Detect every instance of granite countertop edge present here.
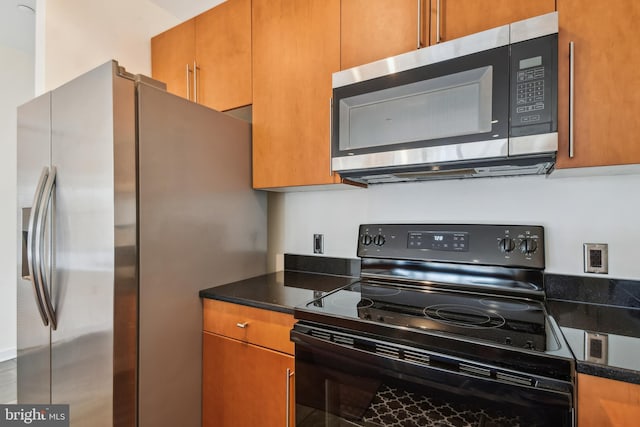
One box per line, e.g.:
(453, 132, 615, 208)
(576, 361, 640, 385)
(199, 287, 294, 315)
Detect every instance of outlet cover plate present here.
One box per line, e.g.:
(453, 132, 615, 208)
(313, 234, 324, 254)
(583, 243, 608, 274)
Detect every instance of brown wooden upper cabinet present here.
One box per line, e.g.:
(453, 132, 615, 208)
(341, 1, 555, 71)
(340, 0, 426, 70)
(252, 0, 341, 189)
(430, 0, 556, 44)
(151, 0, 251, 112)
(556, 1, 640, 168)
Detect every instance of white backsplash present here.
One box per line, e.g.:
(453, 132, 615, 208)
(269, 171, 640, 280)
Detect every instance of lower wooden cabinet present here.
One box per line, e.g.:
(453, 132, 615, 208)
(202, 299, 296, 426)
(202, 332, 294, 427)
(577, 373, 640, 427)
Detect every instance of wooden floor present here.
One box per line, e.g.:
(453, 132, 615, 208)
(0, 358, 17, 403)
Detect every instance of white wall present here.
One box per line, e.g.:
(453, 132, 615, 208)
(0, 44, 34, 361)
(35, 0, 180, 93)
(272, 172, 640, 280)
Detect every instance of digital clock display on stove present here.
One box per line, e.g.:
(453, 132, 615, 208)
(407, 231, 469, 252)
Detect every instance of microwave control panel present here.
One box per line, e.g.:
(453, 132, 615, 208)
(510, 34, 558, 137)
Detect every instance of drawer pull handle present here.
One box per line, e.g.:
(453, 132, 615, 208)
(236, 322, 249, 329)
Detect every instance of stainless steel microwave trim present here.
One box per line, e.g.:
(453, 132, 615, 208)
(511, 12, 559, 44)
(332, 138, 508, 171)
(333, 25, 509, 88)
(343, 162, 554, 184)
(509, 132, 558, 156)
(333, 12, 558, 89)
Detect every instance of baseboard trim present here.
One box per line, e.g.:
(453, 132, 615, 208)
(0, 348, 17, 362)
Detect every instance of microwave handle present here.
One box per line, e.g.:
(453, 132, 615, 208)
(569, 41, 575, 158)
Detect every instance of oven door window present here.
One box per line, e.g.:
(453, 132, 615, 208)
(294, 334, 572, 427)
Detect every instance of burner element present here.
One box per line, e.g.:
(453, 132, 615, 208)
(480, 298, 532, 312)
(352, 283, 402, 297)
(423, 304, 506, 329)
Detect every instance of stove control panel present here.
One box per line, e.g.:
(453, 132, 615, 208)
(358, 224, 545, 269)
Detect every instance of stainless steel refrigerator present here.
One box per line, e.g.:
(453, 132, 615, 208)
(16, 60, 267, 426)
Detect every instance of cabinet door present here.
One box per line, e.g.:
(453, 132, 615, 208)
(556, 1, 640, 168)
(430, 0, 555, 43)
(202, 332, 294, 427)
(577, 374, 640, 427)
(195, 0, 252, 111)
(151, 19, 195, 100)
(341, 0, 422, 70)
(252, 0, 341, 188)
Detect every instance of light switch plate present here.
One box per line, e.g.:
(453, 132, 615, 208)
(584, 243, 608, 274)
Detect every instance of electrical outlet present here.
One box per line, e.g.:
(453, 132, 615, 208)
(583, 243, 608, 274)
(585, 332, 608, 364)
(313, 234, 324, 254)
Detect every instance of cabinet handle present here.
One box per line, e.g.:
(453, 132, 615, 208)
(236, 322, 248, 328)
(569, 41, 575, 158)
(193, 61, 200, 104)
(417, 0, 422, 49)
(186, 64, 192, 101)
(285, 368, 294, 427)
(436, 0, 442, 43)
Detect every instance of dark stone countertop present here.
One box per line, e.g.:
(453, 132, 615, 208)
(545, 274, 640, 384)
(199, 254, 359, 314)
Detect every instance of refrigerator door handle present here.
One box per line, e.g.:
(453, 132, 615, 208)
(27, 167, 50, 327)
(35, 166, 58, 330)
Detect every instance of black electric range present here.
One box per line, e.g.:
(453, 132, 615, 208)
(293, 224, 576, 427)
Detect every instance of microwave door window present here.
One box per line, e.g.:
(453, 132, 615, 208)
(339, 66, 493, 152)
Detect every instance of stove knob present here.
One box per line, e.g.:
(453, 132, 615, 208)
(519, 238, 538, 255)
(373, 235, 386, 246)
(361, 234, 373, 246)
(499, 237, 515, 253)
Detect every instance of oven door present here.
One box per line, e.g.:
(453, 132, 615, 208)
(292, 326, 573, 427)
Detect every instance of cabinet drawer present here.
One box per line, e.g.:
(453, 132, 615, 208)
(203, 299, 295, 355)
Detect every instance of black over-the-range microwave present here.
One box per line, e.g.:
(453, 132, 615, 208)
(331, 13, 558, 184)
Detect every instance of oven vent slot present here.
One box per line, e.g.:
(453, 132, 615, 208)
(310, 330, 332, 341)
(375, 344, 400, 359)
(333, 335, 355, 347)
(496, 372, 533, 386)
(403, 350, 430, 366)
(459, 363, 491, 377)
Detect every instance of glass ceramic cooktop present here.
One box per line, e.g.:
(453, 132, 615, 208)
(303, 281, 547, 351)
